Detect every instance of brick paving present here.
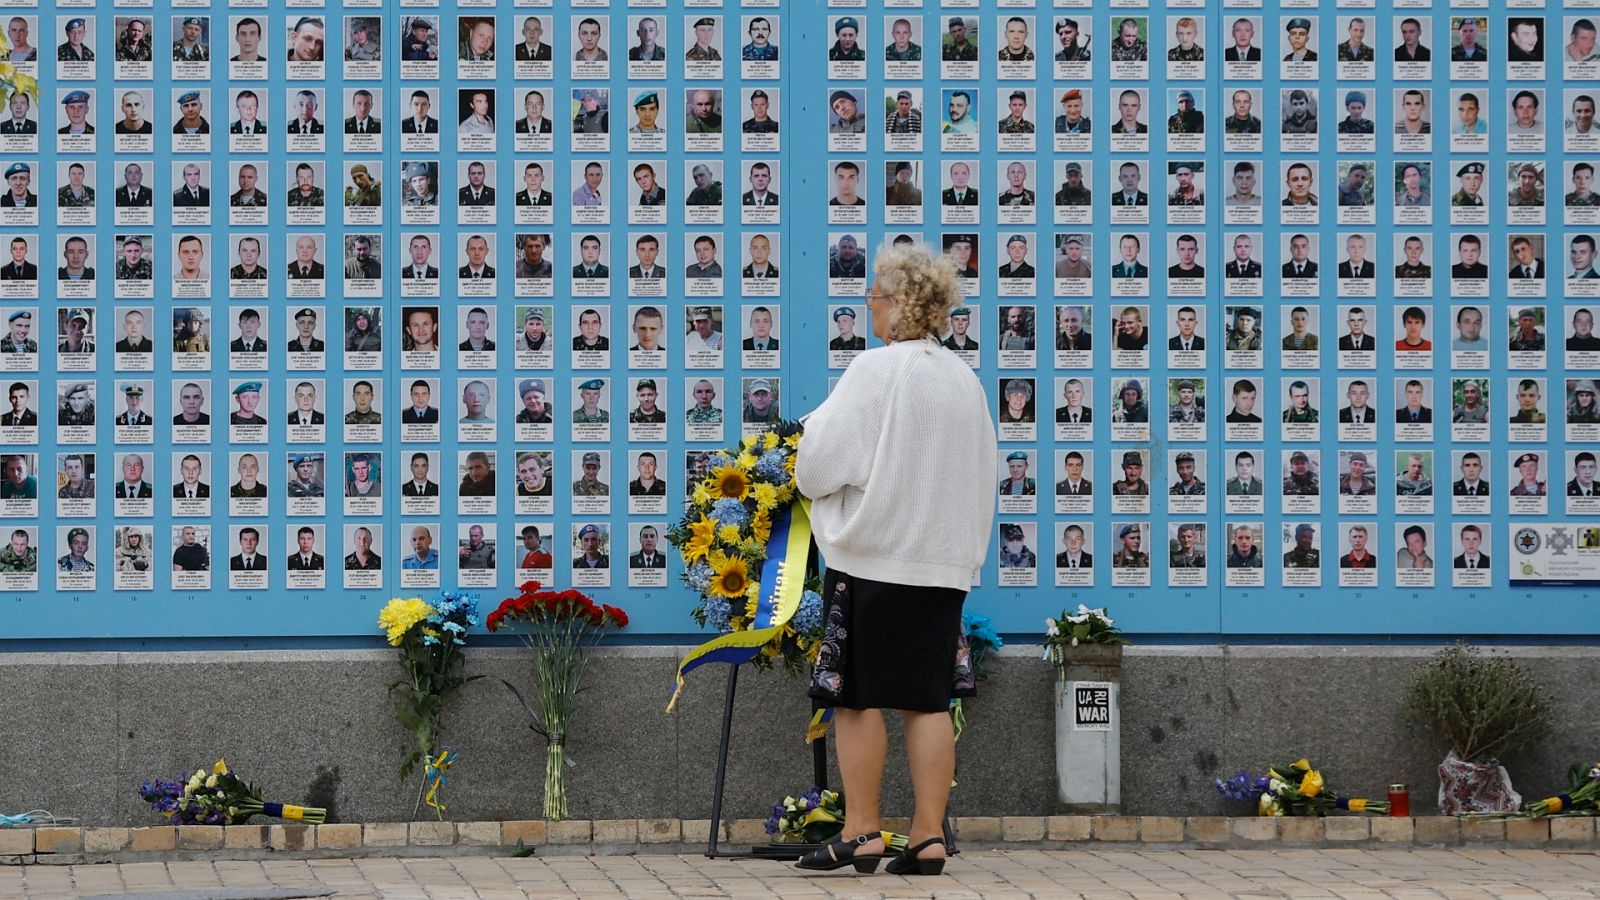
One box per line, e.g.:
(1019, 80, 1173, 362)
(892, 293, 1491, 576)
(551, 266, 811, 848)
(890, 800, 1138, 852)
(8, 848, 1600, 898)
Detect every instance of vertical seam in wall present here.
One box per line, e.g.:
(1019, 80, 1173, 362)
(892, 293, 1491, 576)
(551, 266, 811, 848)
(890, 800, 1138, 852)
(1219, 639, 1230, 784)
(114, 651, 126, 826)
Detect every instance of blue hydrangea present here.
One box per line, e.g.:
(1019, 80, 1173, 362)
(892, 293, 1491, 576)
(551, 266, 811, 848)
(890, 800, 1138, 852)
(711, 497, 750, 528)
(753, 449, 791, 486)
(791, 590, 823, 635)
(684, 560, 713, 593)
(703, 595, 733, 633)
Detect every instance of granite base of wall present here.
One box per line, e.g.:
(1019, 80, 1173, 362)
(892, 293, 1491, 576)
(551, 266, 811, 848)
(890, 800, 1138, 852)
(2, 645, 1596, 827)
(4, 815, 1596, 866)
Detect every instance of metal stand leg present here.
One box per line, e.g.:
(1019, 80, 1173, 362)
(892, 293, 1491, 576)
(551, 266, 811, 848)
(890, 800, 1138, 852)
(705, 664, 740, 858)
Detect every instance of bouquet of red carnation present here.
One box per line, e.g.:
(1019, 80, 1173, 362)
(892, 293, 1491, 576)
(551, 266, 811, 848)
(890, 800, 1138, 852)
(488, 581, 628, 820)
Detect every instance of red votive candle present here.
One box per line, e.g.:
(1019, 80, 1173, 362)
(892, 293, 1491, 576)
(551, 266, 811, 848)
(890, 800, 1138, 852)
(1388, 784, 1410, 817)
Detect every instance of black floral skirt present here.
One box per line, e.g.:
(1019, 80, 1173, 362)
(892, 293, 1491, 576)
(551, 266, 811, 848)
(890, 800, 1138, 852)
(807, 567, 973, 713)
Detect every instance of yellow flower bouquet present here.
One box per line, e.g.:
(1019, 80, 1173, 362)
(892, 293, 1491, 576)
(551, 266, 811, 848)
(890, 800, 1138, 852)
(1215, 758, 1390, 816)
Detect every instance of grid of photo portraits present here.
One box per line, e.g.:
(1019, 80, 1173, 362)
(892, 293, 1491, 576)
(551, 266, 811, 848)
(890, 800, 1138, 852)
(0, 3, 1594, 628)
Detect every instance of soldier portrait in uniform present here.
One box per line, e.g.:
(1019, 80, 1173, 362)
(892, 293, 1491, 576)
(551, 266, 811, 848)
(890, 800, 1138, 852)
(744, 16, 779, 61)
(573, 524, 609, 570)
(628, 450, 666, 496)
(57, 382, 94, 427)
(1226, 451, 1262, 496)
(458, 525, 494, 570)
(1282, 450, 1320, 496)
(629, 526, 665, 569)
(998, 451, 1035, 496)
(1111, 524, 1149, 568)
(1168, 523, 1206, 568)
(1112, 450, 1148, 495)
(459, 17, 495, 63)
(1283, 523, 1320, 568)
(997, 523, 1036, 569)
(516, 17, 551, 61)
(283, 453, 323, 499)
(171, 16, 209, 62)
(572, 452, 609, 497)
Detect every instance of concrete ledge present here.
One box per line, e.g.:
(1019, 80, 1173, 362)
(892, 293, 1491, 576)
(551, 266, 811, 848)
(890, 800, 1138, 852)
(10, 647, 1600, 826)
(10, 813, 1600, 864)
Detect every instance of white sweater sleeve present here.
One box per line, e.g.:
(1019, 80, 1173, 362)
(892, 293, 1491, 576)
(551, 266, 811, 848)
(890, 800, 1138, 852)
(794, 351, 892, 500)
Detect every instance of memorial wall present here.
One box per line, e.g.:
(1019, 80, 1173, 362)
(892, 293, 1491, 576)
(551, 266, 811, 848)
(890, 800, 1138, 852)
(0, 0, 1595, 641)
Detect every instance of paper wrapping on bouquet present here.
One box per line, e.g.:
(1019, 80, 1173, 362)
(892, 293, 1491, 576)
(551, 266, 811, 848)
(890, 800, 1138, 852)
(667, 499, 812, 711)
(1438, 749, 1521, 814)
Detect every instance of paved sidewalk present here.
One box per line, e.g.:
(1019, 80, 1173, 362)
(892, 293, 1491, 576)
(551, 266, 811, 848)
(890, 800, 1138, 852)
(8, 848, 1600, 898)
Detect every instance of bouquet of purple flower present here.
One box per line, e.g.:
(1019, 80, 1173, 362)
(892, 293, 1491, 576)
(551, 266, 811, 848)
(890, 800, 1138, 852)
(139, 759, 327, 826)
(762, 786, 910, 850)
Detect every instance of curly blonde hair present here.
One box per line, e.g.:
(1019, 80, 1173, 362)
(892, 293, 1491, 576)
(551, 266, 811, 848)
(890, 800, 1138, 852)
(872, 242, 963, 341)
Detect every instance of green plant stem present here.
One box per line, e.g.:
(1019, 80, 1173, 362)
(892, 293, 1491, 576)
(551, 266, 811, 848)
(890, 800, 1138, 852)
(520, 611, 605, 822)
(544, 739, 567, 820)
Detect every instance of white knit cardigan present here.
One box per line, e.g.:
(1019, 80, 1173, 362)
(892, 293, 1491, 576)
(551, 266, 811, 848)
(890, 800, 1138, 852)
(795, 338, 998, 590)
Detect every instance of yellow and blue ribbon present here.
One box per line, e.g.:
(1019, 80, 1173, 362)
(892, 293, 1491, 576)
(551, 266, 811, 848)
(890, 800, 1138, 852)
(667, 499, 812, 712)
(422, 748, 457, 816)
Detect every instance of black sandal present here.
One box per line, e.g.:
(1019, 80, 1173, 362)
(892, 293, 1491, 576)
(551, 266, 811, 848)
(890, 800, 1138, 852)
(795, 833, 890, 873)
(885, 837, 946, 876)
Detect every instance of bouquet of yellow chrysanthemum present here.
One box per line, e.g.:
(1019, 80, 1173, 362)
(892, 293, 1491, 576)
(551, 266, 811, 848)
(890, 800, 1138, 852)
(667, 421, 823, 675)
(378, 592, 481, 819)
(1215, 758, 1390, 816)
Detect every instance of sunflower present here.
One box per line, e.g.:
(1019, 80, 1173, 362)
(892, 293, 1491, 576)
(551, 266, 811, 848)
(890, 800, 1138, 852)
(707, 551, 751, 599)
(683, 516, 717, 563)
(750, 510, 772, 544)
(708, 464, 751, 501)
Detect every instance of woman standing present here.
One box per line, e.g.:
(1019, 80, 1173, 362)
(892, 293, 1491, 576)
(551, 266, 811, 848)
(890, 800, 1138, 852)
(794, 243, 997, 876)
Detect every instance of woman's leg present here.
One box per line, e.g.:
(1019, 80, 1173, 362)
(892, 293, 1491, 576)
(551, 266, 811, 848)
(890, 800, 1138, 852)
(902, 709, 954, 859)
(834, 707, 887, 854)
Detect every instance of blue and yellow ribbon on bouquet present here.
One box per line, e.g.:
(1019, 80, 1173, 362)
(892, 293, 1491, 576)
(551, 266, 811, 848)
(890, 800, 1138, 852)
(422, 748, 458, 816)
(666, 499, 812, 712)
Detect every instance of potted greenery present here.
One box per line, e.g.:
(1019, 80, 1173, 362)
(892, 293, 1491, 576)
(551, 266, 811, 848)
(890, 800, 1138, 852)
(1402, 642, 1552, 814)
(1043, 606, 1129, 812)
